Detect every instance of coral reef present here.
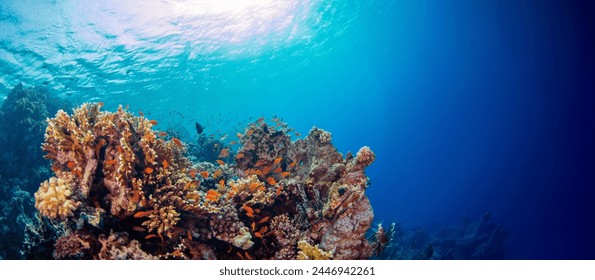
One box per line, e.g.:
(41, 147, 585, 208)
(30, 105, 377, 259)
(377, 214, 508, 259)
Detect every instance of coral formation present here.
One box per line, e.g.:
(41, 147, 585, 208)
(30, 105, 378, 259)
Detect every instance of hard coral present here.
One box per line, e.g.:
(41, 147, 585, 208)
(33, 106, 378, 260)
(34, 171, 80, 220)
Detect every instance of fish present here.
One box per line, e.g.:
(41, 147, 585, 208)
(257, 117, 264, 123)
(144, 167, 154, 174)
(274, 167, 282, 173)
(242, 205, 254, 214)
(138, 110, 144, 116)
(236, 132, 243, 138)
(98, 102, 104, 107)
(171, 137, 183, 147)
(200, 171, 209, 178)
(244, 252, 254, 260)
(235, 153, 244, 159)
(246, 212, 254, 218)
(220, 134, 228, 141)
(183, 180, 199, 191)
(51, 165, 61, 173)
(134, 211, 154, 218)
(255, 160, 266, 167)
(276, 186, 282, 196)
(162, 160, 168, 169)
(280, 171, 290, 178)
(254, 232, 262, 238)
(273, 157, 282, 164)
(195, 122, 204, 134)
(294, 132, 301, 137)
(230, 141, 237, 145)
(258, 216, 270, 224)
(187, 230, 193, 240)
(218, 148, 229, 158)
(218, 179, 225, 186)
(67, 161, 76, 169)
(158, 132, 168, 137)
(246, 129, 254, 136)
(145, 234, 159, 240)
(249, 182, 260, 192)
(253, 170, 263, 176)
(132, 226, 146, 232)
(188, 169, 198, 178)
(258, 226, 268, 235)
(266, 177, 277, 185)
(236, 252, 245, 260)
(149, 120, 158, 125)
(289, 162, 297, 168)
(251, 222, 256, 232)
(258, 186, 265, 192)
(216, 159, 225, 166)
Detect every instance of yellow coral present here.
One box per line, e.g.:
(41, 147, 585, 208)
(297, 240, 333, 260)
(35, 171, 80, 220)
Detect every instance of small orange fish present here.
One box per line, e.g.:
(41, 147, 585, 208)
(216, 159, 225, 166)
(67, 161, 76, 169)
(230, 141, 237, 145)
(51, 165, 61, 173)
(289, 162, 297, 168)
(254, 232, 263, 238)
(183, 180, 199, 191)
(207, 189, 220, 197)
(257, 117, 264, 123)
(236, 132, 243, 138)
(144, 167, 154, 174)
(258, 226, 268, 235)
(132, 226, 146, 232)
(235, 153, 244, 159)
(251, 222, 256, 232)
(266, 177, 277, 185)
(105, 159, 117, 166)
(280, 171, 290, 178)
(188, 169, 198, 178)
(253, 169, 263, 176)
(249, 182, 260, 192)
(171, 137, 183, 147)
(276, 186, 282, 196)
(138, 110, 144, 116)
(242, 205, 254, 214)
(162, 160, 168, 169)
(246, 212, 254, 218)
(258, 186, 265, 192)
(149, 120, 158, 125)
(200, 171, 209, 178)
(218, 148, 229, 158)
(219, 179, 225, 186)
(134, 211, 154, 218)
(274, 167, 282, 173)
(145, 234, 159, 240)
(158, 132, 168, 137)
(246, 129, 254, 136)
(187, 230, 193, 240)
(254, 209, 261, 214)
(255, 160, 266, 167)
(273, 157, 282, 164)
(258, 216, 270, 224)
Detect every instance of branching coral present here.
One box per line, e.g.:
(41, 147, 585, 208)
(34, 105, 377, 259)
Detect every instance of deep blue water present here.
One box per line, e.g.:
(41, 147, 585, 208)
(1, 0, 594, 259)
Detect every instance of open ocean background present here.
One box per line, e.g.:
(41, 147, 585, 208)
(1, 0, 594, 259)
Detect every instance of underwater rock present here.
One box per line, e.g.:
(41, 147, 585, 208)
(377, 214, 508, 260)
(31, 103, 377, 259)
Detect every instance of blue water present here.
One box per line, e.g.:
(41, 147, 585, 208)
(1, 0, 594, 259)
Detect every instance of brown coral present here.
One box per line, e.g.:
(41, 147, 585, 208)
(355, 146, 375, 167)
